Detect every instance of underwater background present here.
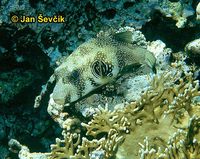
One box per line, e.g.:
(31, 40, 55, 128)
(0, 0, 200, 158)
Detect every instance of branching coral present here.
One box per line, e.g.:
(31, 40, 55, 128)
(167, 72, 200, 119)
(9, 65, 200, 159)
(50, 133, 81, 158)
(50, 129, 124, 159)
(139, 116, 200, 159)
(82, 67, 200, 158)
(82, 105, 130, 137)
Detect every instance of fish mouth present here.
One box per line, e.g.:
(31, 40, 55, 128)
(52, 90, 68, 105)
(48, 93, 64, 117)
(52, 79, 70, 105)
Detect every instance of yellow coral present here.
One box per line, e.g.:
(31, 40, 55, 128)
(82, 68, 200, 158)
(10, 66, 200, 159)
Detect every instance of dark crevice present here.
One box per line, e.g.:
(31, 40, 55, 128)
(29, 0, 40, 8)
(141, 11, 200, 52)
(123, 1, 135, 9)
(102, 8, 116, 19)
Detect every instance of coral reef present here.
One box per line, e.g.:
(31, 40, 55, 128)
(0, 0, 197, 60)
(9, 60, 200, 158)
(1, 0, 200, 158)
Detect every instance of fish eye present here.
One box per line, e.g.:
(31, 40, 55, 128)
(71, 70, 80, 79)
(68, 69, 80, 83)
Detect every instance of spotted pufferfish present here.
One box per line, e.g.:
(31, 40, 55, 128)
(51, 31, 156, 106)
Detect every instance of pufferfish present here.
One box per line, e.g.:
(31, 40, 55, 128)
(52, 31, 156, 106)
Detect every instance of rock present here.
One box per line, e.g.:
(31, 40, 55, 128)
(147, 40, 172, 70)
(196, 2, 200, 20)
(185, 38, 200, 61)
(0, 69, 42, 105)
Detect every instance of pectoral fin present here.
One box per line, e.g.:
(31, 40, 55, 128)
(113, 31, 133, 43)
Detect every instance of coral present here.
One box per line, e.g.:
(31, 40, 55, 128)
(9, 139, 50, 159)
(158, 0, 194, 28)
(1, 1, 199, 158)
(0, 0, 196, 57)
(185, 38, 200, 64)
(0, 69, 41, 105)
(118, 74, 151, 103)
(117, 69, 200, 158)
(95, 0, 195, 29)
(82, 66, 200, 158)
(82, 105, 130, 137)
(50, 129, 124, 159)
(147, 40, 172, 70)
(9, 64, 200, 158)
(36, 65, 200, 159)
(0, 0, 32, 23)
(139, 116, 200, 159)
(50, 133, 81, 158)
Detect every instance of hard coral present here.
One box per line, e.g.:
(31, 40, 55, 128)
(9, 65, 200, 159)
(139, 116, 200, 159)
(80, 66, 200, 158)
(50, 130, 124, 159)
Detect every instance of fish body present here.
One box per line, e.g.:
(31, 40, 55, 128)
(52, 31, 156, 106)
